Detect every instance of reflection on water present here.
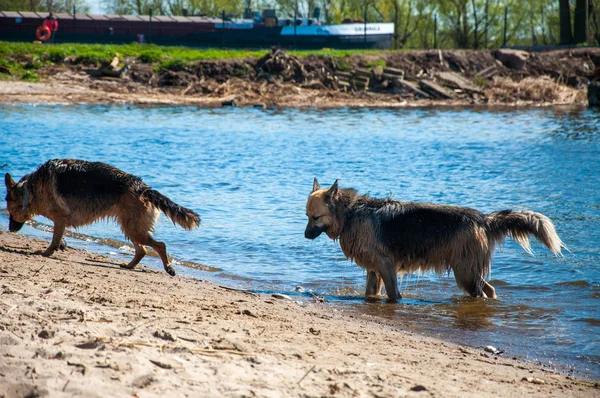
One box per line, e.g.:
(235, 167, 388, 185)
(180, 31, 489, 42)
(0, 104, 599, 379)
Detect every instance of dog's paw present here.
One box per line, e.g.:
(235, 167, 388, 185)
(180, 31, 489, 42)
(39, 249, 55, 257)
(58, 240, 68, 251)
(166, 267, 176, 277)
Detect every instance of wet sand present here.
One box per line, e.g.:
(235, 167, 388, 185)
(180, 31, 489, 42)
(0, 231, 597, 397)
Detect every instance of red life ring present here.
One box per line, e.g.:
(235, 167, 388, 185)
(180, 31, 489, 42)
(36, 25, 51, 41)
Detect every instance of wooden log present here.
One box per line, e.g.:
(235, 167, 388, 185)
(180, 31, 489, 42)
(436, 71, 484, 94)
(494, 49, 529, 70)
(353, 68, 371, 79)
(351, 77, 369, 91)
(476, 65, 498, 79)
(99, 65, 128, 78)
(394, 79, 430, 98)
(335, 71, 351, 81)
(382, 73, 404, 81)
(351, 75, 370, 84)
(418, 79, 456, 99)
(383, 67, 404, 78)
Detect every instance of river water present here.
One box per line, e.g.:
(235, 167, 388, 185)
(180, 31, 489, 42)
(1, 104, 598, 378)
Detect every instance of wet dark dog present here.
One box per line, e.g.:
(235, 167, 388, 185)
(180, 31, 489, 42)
(4, 159, 200, 276)
(305, 178, 566, 302)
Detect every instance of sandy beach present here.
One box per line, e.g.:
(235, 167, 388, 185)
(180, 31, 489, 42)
(0, 230, 597, 397)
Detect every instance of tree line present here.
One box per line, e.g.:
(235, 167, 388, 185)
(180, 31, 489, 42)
(2, 0, 599, 48)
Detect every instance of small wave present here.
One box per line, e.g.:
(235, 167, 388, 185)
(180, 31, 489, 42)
(573, 318, 600, 327)
(329, 285, 363, 297)
(504, 284, 551, 291)
(555, 280, 592, 288)
(118, 245, 135, 254)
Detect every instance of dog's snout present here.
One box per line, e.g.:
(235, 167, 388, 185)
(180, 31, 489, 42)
(305, 225, 324, 240)
(304, 228, 315, 239)
(8, 216, 24, 232)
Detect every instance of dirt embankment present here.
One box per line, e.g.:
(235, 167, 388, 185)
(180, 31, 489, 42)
(1, 48, 599, 107)
(0, 231, 598, 397)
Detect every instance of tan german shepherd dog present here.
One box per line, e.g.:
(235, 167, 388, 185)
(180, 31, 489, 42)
(305, 178, 566, 302)
(4, 159, 200, 276)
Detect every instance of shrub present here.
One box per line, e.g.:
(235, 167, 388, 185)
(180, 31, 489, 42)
(21, 70, 39, 81)
(159, 58, 187, 71)
(139, 50, 163, 63)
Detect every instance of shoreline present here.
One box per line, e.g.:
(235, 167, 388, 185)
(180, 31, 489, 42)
(0, 231, 597, 397)
(0, 79, 590, 109)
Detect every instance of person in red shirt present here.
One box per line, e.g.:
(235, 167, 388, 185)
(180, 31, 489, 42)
(44, 12, 59, 42)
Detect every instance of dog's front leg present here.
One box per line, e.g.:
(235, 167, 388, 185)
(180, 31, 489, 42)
(40, 219, 67, 257)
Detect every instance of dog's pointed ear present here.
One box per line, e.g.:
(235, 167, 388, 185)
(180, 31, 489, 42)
(329, 180, 339, 195)
(4, 173, 15, 190)
(312, 178, 321, 192)
(325, 179, 340, 202)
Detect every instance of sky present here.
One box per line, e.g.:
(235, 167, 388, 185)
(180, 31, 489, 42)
(88, 2, 103, 14)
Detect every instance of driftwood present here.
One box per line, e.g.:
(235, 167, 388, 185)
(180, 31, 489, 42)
(99, 54, 128, 78)
(255, 48, 307, 83)
(382, 67, 404, 80)
(418, 79, 456, 99)
(476, 65, 499, 79)
(395, 79, 430, 98)
(494, 49, 529, 70)
(336, 70, 370, 91)
(353, 68, 371, 79)
(436, 71, 484, 95)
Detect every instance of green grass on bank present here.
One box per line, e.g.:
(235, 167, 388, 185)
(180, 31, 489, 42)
(0, 41, 269, 63)
(0, 40, 384, 63)
(0, 40, 387, 81)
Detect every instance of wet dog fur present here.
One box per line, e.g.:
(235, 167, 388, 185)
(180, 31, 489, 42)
(4, 159, 200, 276)
(305, 178, 566, 302)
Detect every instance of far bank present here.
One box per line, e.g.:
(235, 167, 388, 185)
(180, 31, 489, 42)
(0, 42, 598, 107)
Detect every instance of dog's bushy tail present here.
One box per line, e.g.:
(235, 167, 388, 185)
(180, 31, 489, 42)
(143, 189, 200, 230)
(485, 210, 566, 256)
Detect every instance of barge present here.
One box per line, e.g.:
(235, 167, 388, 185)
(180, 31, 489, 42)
(0, 10, 394, 49)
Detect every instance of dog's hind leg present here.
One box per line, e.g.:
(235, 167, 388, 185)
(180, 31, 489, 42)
(482, 280, 497, 299)
(125, 232, 175, 276)
(147, 238, 174, 276)
(119, 206, 175, 275)
(379, 260, 401, 303)
(453, 262, 486, 298)
(365, 271, 383, 297)
(121, 243, 147, 270)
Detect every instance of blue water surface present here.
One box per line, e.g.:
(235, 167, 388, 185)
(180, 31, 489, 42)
(1, 104, 599, 378)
